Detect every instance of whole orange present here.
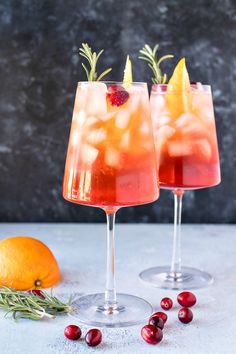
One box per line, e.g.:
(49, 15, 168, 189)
(0, 236, 61, 290)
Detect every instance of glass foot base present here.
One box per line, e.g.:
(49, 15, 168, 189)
(139, 266, 213, 290)
(70, 293, 153, 327)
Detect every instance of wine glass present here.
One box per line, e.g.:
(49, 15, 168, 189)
(139, 83, 221, 289)
(63, 81, 159, 326)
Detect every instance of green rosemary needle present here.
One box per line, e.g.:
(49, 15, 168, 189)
(79, 42, 112, 81)
(139, 44, 174, 84)
(0, 287, 72, 320)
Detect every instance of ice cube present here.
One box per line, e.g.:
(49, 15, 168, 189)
(200, 107, 214, 122)
(156, 125, 176, 143)
(81, 143, 99, 165)
(86, 82, 107, 116)
(71, 128, 81, 147)
(168, 140, 193, 157)
(72, 109, 86, 126)
(150, 94, 168, 117)
(139, 121, 150, 135)
(157, 116, 171, 128)
(100, 112, 116, 122)
(194, 139, 212, 161)
(71, 115, 85, 146)
(74, 85, 88, 111)
(192, 92, 209, 110)
(84, 116, 98, 127)
(120, 131, 130, 149)
(115, 110, 130, 129)
(181, 122, 208, 140)
(86, 128, 106, 145)
(128, 91, 141, 113)
(105, 148, 120, 167)
(175, 113, 197, 129)
(150, 94, 165, 112)
(192, 92, 214, 122)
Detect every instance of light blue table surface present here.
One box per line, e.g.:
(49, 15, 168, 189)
(0, 223, 235, 354)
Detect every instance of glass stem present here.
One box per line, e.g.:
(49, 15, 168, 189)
(170, 189, 184, 277)
(105, 212, 117, 310)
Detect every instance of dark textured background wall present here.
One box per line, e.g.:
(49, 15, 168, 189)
(0, 0, 235, 223)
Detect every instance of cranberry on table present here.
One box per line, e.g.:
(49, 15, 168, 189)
(151, 311, 168, 324)
(160, 297, 173, 310)
(85, 328, 102, 347)
(149, 315, 164, 330)
(64, 325, 82, 340)
(29, 290, 45, 299)
(141, 324, 163, 345)
(178, 307, 193, 324)
(177, 291, 197, 308)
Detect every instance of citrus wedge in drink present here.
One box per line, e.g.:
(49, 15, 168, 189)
(123, 55, 133, 85)
(167, 58, 192, 118)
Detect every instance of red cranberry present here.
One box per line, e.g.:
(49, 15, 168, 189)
(158, 84, 167, 92)
(152, 84, 158, 92)
(177, 291, 197, 308)
(178, 307, 193, 324)
(149, 315, 164, 329)
(30, 290, 45, 299)
(151, 311, 168, 324)
(141, 324, 163, 345)
(152, 84, 168, 93)
(160, 297, 173, 310)
(85, 329, 102, 347)
(107, 85, 129, 106)
(64, 325, 82, 340)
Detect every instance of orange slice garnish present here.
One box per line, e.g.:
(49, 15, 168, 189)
(167, 58, 192, 119)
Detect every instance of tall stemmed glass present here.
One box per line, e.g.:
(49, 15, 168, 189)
(63, 81, 159, 326)
(139, 83, 221, 289)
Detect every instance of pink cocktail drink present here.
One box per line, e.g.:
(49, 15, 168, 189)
(150, 84, 221, 189)
(63, 82, 159, 210)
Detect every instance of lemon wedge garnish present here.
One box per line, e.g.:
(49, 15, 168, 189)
(167, 58, 192, 118)
(123, 55, 133, 85)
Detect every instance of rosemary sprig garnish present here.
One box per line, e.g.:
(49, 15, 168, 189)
(139, 44, 174, 84)
(79, 43, 112, 81)
(0, 287, 72, 320)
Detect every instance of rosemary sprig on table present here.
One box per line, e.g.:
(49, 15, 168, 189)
(0, 287, 72, 320)
(139, 44, 174, 84)
(79, 43, 112, 81)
